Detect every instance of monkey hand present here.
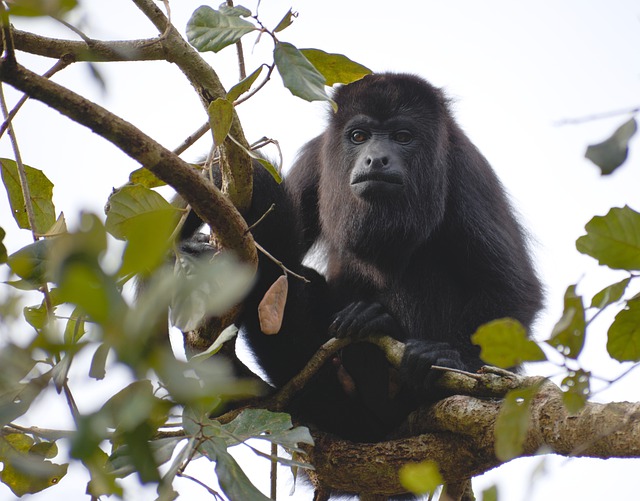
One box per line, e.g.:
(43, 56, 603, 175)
(178, 233, 217, 258)
(329, 301, 399, 340)
(400, 339, 465, 395)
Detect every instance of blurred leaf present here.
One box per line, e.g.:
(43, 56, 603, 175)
(129, 169, 166, 188)
(482, 485, 499, 501)
(300, 48, 371, 86)
(189, 324, 238, 365)
(561, 369, 590, 414)
(24, 301, 49, 330)
(591, 277, 631, 309)
(7, 239, 49, 285)
(0, 227, 7, 264)
(608, 299, 640, 362)
(105, 184, 180, 276)
(209, 98, 234, 146)
(274, 42, 331, 104)
(227, 66, 264, 102)
(105, 184, 178, 241)
(273, 8, 296, 32)
(200, 437, 271, 501)
(170, 253, 254, 332)
(0, 371, 50, 426)
(84, 448, 122, 498)
(585, 117, 637, 175)
(495, 386, 538, 461)
(223, 409, 314, 451)
(109, 437, 181, 479)
(89, 343, 110, 380)
(547, 285, 585, 359)
(51, 353, 72, 392)
(399, 461, 443, 496)
(576, 206, 640, 270)
(471, 318, 546, 368)
(0, 158, 55, 233)
(6, 0, 77, 17)
(187, 5, 257, 53)
(63, 307, 87, 344)
(0, 434, 68, 496)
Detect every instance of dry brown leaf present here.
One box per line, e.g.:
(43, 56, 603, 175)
(258, 274, 288, 334)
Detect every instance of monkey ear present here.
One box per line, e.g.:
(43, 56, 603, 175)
(258, 275, 289, 335)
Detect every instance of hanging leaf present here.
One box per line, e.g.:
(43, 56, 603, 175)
(591, 277, 631, 309)
(258, 275, 288, 335)
(547, 285, 586, 359)
(471, 318, 546, 367)
(300, 48, 371, 86)
(186, 5, 257, 53)
(274, 42, 330, 104)
(607, 299, 640, 362)
(129, 168, 165, 188)
(399, 461, 443, 497)
(227, 66, 264, 102)
(273, 9, 297, 33)
(576, 206, 640, 270)
(561, 369, 590, 414)
(494, 386, 538, 461)
(585, 117, 637, 175)
(0, 158, 55, 234)
(208, 98, 234, 146)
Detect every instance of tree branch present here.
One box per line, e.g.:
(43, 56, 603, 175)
(0, 57, 257, 266)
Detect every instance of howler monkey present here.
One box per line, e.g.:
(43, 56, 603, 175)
(181, 73, 542, 443)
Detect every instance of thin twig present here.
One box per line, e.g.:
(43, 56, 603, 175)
(173, 121, 211, 156)
(246, 203, 275, 233)
(0, 55, 74, 139)
(555, 106, 640, 126)
(177, 472, 224, 500)
(255, 240, 310, 283)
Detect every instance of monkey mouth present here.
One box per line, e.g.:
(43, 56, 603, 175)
(350, 172, 404, 187)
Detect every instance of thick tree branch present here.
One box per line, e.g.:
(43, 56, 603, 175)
(0, 57, 257, 266)
(131, 0, 253, 212)
(12, 29, 168, 61)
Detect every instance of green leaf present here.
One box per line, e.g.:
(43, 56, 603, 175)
(63, 307, 86, 344)
(273, 9, 297, 33)
(494, 386, 538, 461)
(0, 158, 55, 234)
(228, 135, 282, 183)
(7, 0, 77, 17)
(170, 253, 254, 332)
(585, 117, 637, 175)
(561, 369, 590, 414)
(89, 343, 110, 380)
(227, 66, 264, 102)
(607, 299, 640, 362)
(7, 239, 49, 285)
(0, 227, 8, 264)
(300, 48, 371, 86)
(0, 434, 68, 496)
(274, 42, 330, 104)
(399, 461, 443, 496)
(482, 485, 499, 501)
(222, 409, 314, 451)
(209, 98, 234, 146)
(129, 168, 165, 189)
(547, 285, 586, 359)
(105, 184, 180, 276)
(576, 206, 640, 270)
(471, 318, 546, 368)
(200, 437, 271, 501)
(186, 5, 257, 53)
(189, 325, 238, 364)
(591, 277, 631, 309)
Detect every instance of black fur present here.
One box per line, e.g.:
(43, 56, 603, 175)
(182, 73, 542, 444)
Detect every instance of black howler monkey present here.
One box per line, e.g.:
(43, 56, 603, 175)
(181, 73, 542, 443)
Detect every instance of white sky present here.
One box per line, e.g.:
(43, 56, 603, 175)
(1, 1, 640, 500)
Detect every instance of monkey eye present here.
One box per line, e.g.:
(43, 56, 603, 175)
(349, 129, 369, 144)
(392, 130, 413, 144)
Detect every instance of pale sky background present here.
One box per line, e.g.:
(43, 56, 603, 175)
(1, 1, 639, 500)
